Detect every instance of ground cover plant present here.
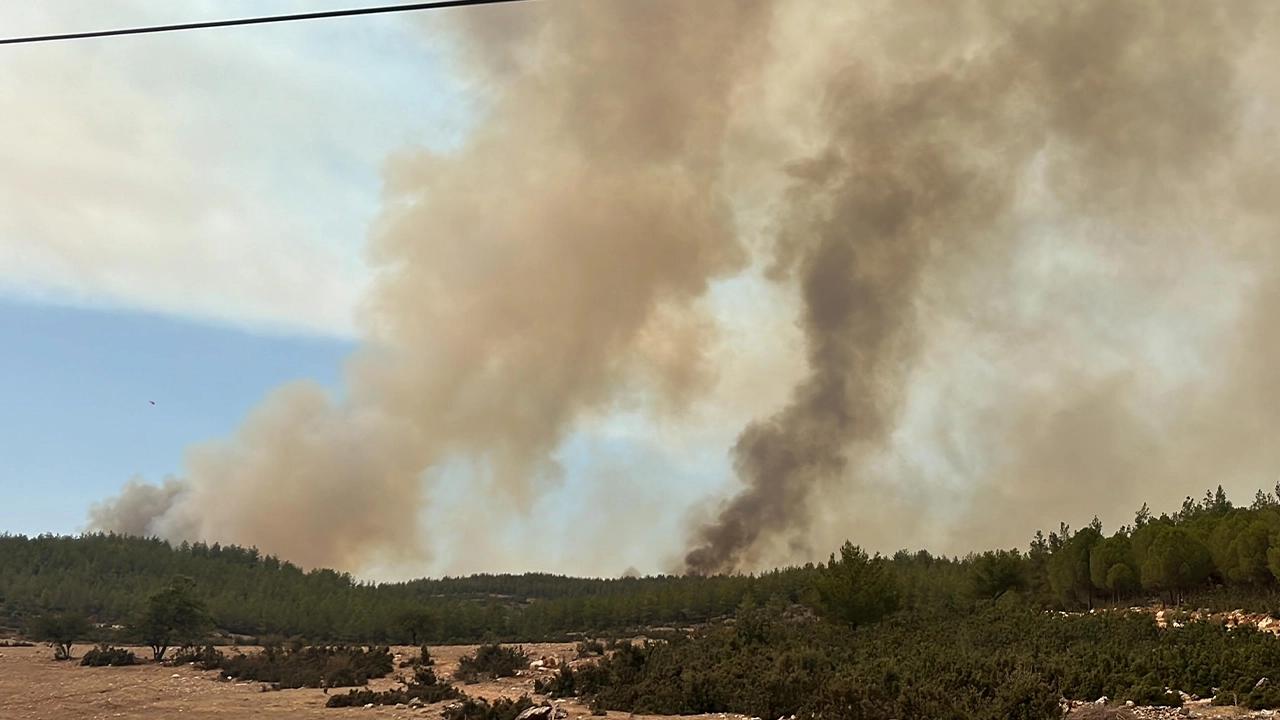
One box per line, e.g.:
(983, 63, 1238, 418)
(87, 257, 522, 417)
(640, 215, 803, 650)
(542, 603, 1280, 720)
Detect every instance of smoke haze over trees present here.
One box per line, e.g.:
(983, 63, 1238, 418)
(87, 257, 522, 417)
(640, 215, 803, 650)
(83, 0, 1280, 577)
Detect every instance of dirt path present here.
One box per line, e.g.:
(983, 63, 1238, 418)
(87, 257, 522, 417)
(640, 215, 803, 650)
(0, 644, 750, 720)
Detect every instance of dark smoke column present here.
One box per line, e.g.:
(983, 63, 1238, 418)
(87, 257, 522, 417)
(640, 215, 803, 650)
(684, 0, 1256, 574)
(683, 128, 983, 572)
(683, 38, 1035, 570)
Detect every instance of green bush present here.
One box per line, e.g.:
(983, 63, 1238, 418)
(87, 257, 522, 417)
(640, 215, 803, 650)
(545, 604, 1280, 719)
(218, 644, 392, 689)
(400, 643, 434, 667)
(167, 644, 225, 669)
(453, 644, 528, 683)
(325, 666, 461, 707)
(576, 639, 605, 657)
(80, 645, 138, 666)
(442, 695, 537, 720)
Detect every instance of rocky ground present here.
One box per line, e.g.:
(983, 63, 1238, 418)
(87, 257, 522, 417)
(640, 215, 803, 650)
(1056, 607, 1280, 636)
(1065, 698, 1280, 719)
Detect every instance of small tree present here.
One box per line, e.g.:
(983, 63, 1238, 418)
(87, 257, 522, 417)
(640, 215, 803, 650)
(395, 608, 437, 645)
(1089, 534, 1138, 603)
(810, 542, 899, 628)
(136, 576, 211, 661)
(968, 549, 1028, 601)
(33, 612, 90, 661)
(1139, 526, 1212, 605)
(1049, 525, 1102, 608)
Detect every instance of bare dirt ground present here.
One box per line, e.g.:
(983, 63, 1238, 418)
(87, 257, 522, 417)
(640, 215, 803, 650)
(0, 643, 751, 720)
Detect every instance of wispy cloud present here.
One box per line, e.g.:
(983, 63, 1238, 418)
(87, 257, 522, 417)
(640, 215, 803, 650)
(0, 0, 472, 337)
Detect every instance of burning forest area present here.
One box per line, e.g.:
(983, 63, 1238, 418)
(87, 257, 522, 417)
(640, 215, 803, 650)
(3, 0, 1280, 718)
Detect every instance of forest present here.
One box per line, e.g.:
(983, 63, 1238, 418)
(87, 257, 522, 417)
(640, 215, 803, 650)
(7, 486, 1280, 642)
(0, 532, 804, 642)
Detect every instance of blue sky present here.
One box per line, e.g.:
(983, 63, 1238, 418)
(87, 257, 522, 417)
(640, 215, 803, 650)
(0, 1, 467, 536)
(0, 1, 776, 575)
(0, 300, 353, 535)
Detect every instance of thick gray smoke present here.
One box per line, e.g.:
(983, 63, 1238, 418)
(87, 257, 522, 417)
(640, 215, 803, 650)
(686, 1, 1276, 572)
(90, 0, 772, 571)
(88, 0, 1280, 576)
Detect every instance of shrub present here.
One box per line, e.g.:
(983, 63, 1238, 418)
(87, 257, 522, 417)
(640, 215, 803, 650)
(80, 645, 138, 666)
(546, 604, 1280, 719)
(167, 644, 225, 669)
(325, 666, 461, 707)
(219, 644, 393, 690)
(576, 639, 605, 658)
(442, 695, 537, 720)
(400, 643, 435, 667)
(454, 644, 528, 683)
(533, 665, 575, 696)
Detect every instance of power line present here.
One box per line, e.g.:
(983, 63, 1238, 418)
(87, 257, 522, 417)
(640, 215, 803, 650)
(0, 0, 531, 46)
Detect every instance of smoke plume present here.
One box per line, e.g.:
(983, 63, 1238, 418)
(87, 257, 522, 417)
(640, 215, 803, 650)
(686, 1, 1276, 572)
(88, 0, 1280, 575)
(90, 0, 772, 571)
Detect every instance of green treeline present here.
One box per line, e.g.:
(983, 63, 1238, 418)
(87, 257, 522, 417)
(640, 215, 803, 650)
(6, 485, 1280, 644)
(1024, 485, 1280, 609)
(0, 532, 812, 642)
